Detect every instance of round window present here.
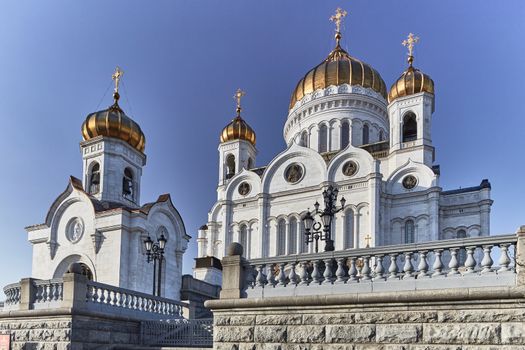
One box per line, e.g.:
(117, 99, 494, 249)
(238, 182, 251, 196)
(402, 175, 418, 190)
(284, 163, 304, 184)
(342, 161, 358, 177)
(66, 217, 84, 243)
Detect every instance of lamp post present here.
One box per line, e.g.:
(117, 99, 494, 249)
(143, 234, 167, 296)
(302, 185, 346, 253)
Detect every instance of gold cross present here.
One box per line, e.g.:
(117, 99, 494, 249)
(402, 33, 420, 63)
(330, 8, 347, 34)
(233, 88, 246, 115)
(364, 234, 372, 248)
(112, 66, 124, 93)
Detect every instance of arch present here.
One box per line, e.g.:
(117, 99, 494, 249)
(344, 209, 354, 249)
(402, 112, 417, 142)
(288, 217, 298, 254)
(239, 224, 248, 258)
(405, 219, 415, 243)
(123, 167, 134, 200)
(341, 121, 350, 149)
(318, 124, 328, 152)
(277, 218, 286, 256)
(300, 130, 309, 147)
(53, 254, 96, 280)
(88, 162, 100, 194)
(226, 154, 236, 179)
(362, 124, 369, 145)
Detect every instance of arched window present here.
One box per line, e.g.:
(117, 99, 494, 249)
(247, 158, 254, 170)
(288, 217, 297, 254)
(89, 162, 100, 194)
(362, 124, 369, 145)
(341, 121, 350, 149)
(239, 225, 248, 258)
(123, 168, 134, 200)
(299, 219, 307, 253)
(277, 219, 286, 256)
(403, 112, 417, 142)
(379, 130, 385, 141)
(319, 124, 328, 153)
(457, 229, 467, 265)
(405, 220, 415, 243)
(344, 209, 354, 249)
(300, 131, 308, 147)
(226, 154, 236, 179)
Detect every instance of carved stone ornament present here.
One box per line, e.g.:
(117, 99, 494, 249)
(342, 160, 358, 177)
(402, 175, 418, 189)
(91, 230, 104, 254)
(284, 163, 304, 184)
(238, 182, 251, 196)
(66, 217, 84, 243)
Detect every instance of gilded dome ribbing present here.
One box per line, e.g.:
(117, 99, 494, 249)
(388, 65, 434, 104)
(289, 42, 387, 110)
(220, 115, 256, 146)
(81, 93, 146, 153)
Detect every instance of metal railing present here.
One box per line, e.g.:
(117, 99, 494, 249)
(245, 235, 517, 297)
(141, 318, 213, 347)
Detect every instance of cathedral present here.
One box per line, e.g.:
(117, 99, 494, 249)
(25, 69, 190, 299)
(194, 10, 493, 286)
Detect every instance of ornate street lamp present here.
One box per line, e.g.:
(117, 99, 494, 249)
(144, 234, 167, 296)
(302, 185, 346, 253)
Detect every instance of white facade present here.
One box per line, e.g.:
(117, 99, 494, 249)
(27, 129, 190, 300)
(195, 83, 492, 285)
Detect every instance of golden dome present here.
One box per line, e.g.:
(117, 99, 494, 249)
(220, 115, 256, 146)
(81, 93, 146, 153)
(388, 65, 434, 104)
(289, 41, 387, 110)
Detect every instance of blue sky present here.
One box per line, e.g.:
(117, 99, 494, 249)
(0, 1, 524, 290)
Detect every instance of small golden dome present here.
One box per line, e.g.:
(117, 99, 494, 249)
(388, 65, 434, 104)
(81, 93, 146, 153)
(289, 42, 387, 110)
(220, 115, 256, 146)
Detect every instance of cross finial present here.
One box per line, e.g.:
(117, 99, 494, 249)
(233, 88, 246, 116)
(330, 8, 347, 45)
(402, 33, 420, 66)
(112, 66, 124, 94)
(364, 234, 372, 248)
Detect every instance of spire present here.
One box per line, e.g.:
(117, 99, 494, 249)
(402, 33, 420, 68)
(330, 7, 347, 47)
(111, 66, 124, 107)
(233, 88, 246, 117)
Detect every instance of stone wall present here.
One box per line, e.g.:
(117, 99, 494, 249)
(207, 286, 525, 349)
(0, 310, 141, 350)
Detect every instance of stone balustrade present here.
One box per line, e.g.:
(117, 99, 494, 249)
(2, 273, 187, 320)
(244, 234, 518, 298)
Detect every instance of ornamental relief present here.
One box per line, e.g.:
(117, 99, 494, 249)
(66, 217, 84, 243)
(284, 163, 305, 184)
(402, 175, 418, 190)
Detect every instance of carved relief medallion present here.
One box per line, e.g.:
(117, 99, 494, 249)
(342, 161, 358, 177)
(402, 175, 418, 189)
(284, 163, 304, 184)
(66, 217, 84, 243)
(238, 182, 251, 196)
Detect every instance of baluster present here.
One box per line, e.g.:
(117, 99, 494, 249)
(322, 259, 334, 285)
(335, 258, 348, 284)
(403, 252, 414, 279)
(432, 249, 444, 277)
(388, 254, 399, 280)
(311, 259, 323, 285)
(498, 244, 512, 273)
(255, 265, 266, 287)
(299, 261, 310, 285)
(267, 264, 277, 287)
(480, 245, 494, 274)
(361, 256, 371, 281)
(245, 266, 256, 288)
(417, 251, 429, 279)
(288, 262, 299, 286)
(448, 248, 460, 276)
(45, 284, 51, 302)
(373, 255, 385, 281)
(85, 285, 92, 302)
(277, 263, 287, 286)
(347, 257, 358, 282)
(464, 246, 477, 274)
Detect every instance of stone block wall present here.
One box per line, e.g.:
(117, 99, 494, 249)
(208, 288, 525, 349)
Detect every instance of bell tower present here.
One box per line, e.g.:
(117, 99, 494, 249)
(80, 67, 147, 207)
